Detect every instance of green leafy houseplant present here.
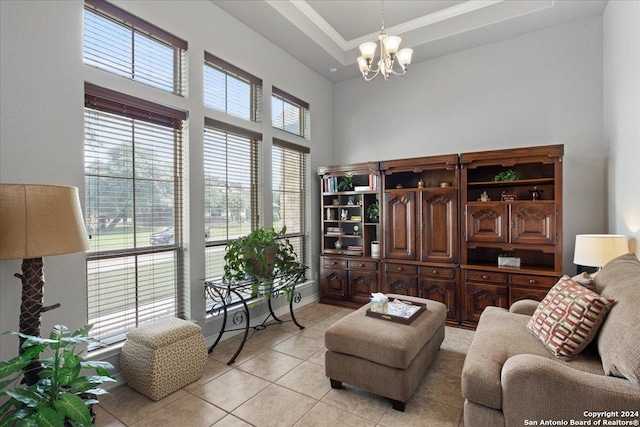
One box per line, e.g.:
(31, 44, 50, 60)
(337, 176, 355, 191)
(493, 169, 520, 182)
(223, 226, 305, 298)
(366, 201, 379, 222)
(0, 325, 115, 427)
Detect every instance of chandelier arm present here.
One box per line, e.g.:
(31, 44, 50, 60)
(363, 69, 381, 82)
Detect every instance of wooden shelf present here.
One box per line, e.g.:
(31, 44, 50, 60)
(467, 178, 554, 187)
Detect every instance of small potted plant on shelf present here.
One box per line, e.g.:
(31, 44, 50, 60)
(337, 176, 355, 191)
(0, 324, 115, 427)
(366, 201, 379, 222)
(493, 169, 520, 182)
(223, 226, 305, 297)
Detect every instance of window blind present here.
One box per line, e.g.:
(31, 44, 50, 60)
(84, 84, 185, 349)
(204, 118, 262, 280)
(84, 0, 187, 95)
(271, 87, 310, 140)
(204, 52, 262, 122)
(272, 138, 310, 271)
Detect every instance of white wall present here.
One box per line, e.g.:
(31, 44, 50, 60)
(603, 0, 640, 256)
(333, 17, 606, 271)
(0, 0, 334, 361)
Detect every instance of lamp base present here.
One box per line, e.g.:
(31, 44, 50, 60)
(15, 257, 60, 386)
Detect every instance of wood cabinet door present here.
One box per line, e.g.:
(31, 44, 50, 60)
(320, 268, 348, 301)
(465, 203, 508, 243)
(510, 202, 556, 245)
(349, 270, 378, 305)
(418, 277, 457, 322)
(463, 282, 509, 324)
(382, 274, 418, 296)
(384, 191, 416, 260)
(420, 189, 457, 263)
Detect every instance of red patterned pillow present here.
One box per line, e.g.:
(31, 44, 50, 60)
(527, 275, 615, 359)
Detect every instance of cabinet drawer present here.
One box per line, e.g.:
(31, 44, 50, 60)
(349, 260, 377, 271)
(509, 274, 557, 288)
(322, 258, 347, 269)
(509, 286, 549, 305)
(466, 270, 507, 283)
(385, 263, 418, 275)
(419, 266, 455, 278)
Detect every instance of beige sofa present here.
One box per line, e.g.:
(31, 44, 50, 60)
(462, 254, 640, 427)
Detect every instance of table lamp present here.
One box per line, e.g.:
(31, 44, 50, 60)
(573, 234, 629, 270)
(0, 184, 89, 360)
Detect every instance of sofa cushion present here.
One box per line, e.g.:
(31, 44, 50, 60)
(527, 276, 614, 359)
(593, 253, 640, 386)
(572, 272, 596, 291)
(462, 307, 604, 410)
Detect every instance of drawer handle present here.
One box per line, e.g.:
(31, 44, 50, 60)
(359, 263, 365, 267)
(432, 270, 438, 275)
(529, 279, 536, 284)
(397, 267, 402, 271)
(482, 275, 489, 280)
(332, 262, 338, 265)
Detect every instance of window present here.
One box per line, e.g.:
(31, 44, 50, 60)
(272, 87, 310, 140)
(84, 83, 186, 349)
(204, 53, 262, 122)
(272, 139, 310, 268)
(204, 118, 262, 280)
(84, 0, 187, 95)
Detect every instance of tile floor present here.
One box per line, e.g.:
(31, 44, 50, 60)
(95, 302, 475, 427)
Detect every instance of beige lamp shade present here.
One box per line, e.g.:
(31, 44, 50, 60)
(573, 234, 629, 268)
(0, 184, 90, 260)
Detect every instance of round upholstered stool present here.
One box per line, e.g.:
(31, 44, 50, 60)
(120, 318, 207, 401)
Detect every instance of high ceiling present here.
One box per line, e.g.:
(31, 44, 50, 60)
(212, 0, 608, 83)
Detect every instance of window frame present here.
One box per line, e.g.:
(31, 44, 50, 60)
(84, 0, 188, 95)
(271, 87, 310, 140)
(84, 83, 187, 350)
(204, 52, 262, 122)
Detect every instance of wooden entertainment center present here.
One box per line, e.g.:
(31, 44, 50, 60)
(318, 144, 563, 327)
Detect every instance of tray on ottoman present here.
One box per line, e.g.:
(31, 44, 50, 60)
(366, 298, 426, 325)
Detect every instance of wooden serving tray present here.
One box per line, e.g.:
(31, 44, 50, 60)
(365, 299, 427, 325)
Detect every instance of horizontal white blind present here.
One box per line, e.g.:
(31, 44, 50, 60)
(204, 53, 262, 122)
(271, 87, 310, 140)
(204, 121, 261, 280)
(84, 88, 184, 349)
(84, 2, 187, 95)
(272, 139, 309, 270)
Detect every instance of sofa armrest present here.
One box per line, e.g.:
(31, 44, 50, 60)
(508, 299, 539, 316)
(502, 354, 640, 426)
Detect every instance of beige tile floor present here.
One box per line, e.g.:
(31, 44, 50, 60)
(96, 302, 475, 427)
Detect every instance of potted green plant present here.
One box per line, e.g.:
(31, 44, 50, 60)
(223, 226, 305, 297)
(493, 169, 520, 182)
(366, 201, 379, 222)
(0, 324, 115, 427)
(337, 176, 355, 191)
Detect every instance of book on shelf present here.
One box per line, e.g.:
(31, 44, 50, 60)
(350, 215, 362, 221)
(347, 245, 363, 250)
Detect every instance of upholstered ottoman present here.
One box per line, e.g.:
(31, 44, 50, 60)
(121, 318, 207, 401)
(325, 294, 446, 411)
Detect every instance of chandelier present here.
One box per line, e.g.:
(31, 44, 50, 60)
(357, 1, 413, 82)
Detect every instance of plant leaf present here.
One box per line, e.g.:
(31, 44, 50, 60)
(33, 407, 64, 427)
(19, 336, 57, 348)
(5, 389, 45, 408)
(79, 360, 113, 371)
(0, 357, 31, 379)
(71, 325, 93, 338)
(57, 365, 81, 387)
(53, 394, 91, 426)
(49, 326, 70, 341)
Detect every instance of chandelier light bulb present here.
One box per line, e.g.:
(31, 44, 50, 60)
(357, 56, 369, 74)
(359, 42, 377, 61)
(396, 48, 413, 68)
(383, 36, 401, 55)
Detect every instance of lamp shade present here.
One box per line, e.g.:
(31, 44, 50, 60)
(573, 234, 629, 268)
(0, 184, 89, 260)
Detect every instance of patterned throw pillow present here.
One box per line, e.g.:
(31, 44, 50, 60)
(527, 275, 615, 359)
